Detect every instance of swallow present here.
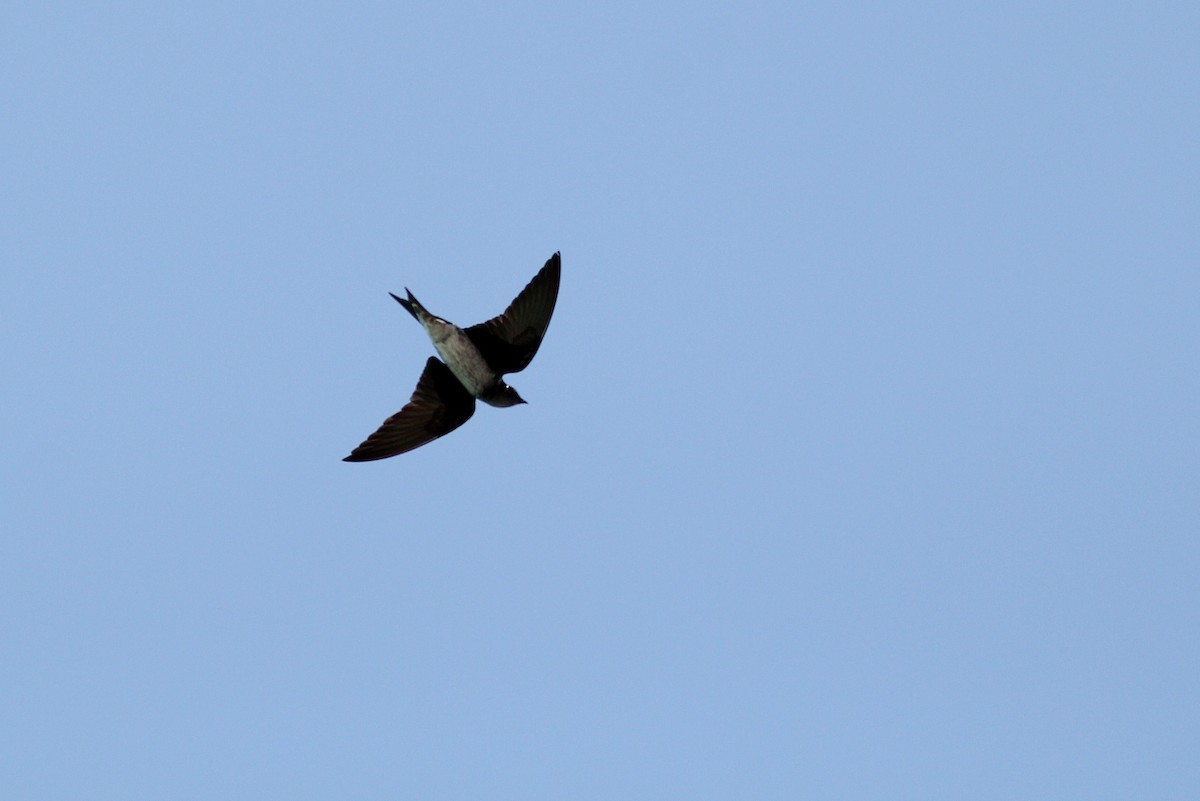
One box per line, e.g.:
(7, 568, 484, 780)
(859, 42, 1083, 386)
(343, 252, 561, 461)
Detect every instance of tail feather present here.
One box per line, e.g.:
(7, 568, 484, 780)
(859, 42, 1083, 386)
(389, 290, 420, 321)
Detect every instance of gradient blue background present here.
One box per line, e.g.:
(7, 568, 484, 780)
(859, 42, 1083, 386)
(3, 3, 1197, 798)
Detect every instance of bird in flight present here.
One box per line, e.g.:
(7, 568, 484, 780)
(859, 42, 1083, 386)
(344, 252, 561, 461)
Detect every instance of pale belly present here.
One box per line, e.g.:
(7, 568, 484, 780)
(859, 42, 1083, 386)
(424, 319, 494, 397)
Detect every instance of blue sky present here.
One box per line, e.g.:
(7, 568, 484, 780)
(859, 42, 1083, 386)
(3, 2, 1197, 798)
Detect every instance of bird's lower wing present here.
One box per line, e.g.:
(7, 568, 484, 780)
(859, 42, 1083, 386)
(343, 357, 476, 461)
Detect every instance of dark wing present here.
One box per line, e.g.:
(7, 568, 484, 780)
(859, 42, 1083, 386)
(464, 252, 561, 375)
(343, 357, 476, 462)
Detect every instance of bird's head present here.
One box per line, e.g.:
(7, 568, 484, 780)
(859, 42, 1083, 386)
(483, 382, 526, 408)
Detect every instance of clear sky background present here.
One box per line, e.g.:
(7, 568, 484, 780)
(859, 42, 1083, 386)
(3, 3, 1197, 798)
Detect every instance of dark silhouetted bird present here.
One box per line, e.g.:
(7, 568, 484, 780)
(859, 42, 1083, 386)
(344, 252, 561, 461)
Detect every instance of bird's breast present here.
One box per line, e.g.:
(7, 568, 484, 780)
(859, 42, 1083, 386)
(424, 321, 495, 397)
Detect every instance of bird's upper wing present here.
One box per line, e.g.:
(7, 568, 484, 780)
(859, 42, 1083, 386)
(343, 357, 476, 461)
(464, 252, 561, 375)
